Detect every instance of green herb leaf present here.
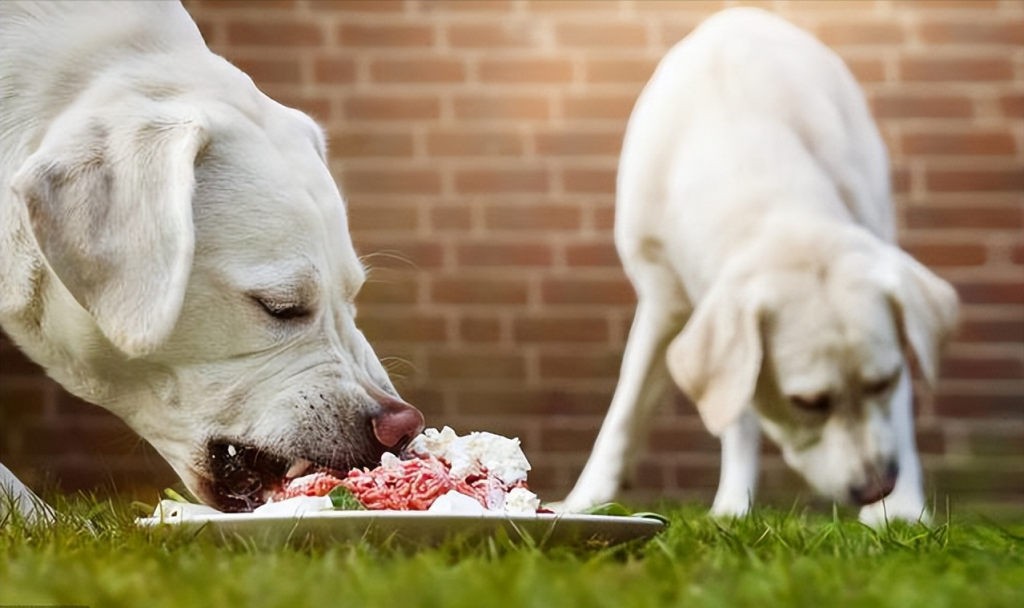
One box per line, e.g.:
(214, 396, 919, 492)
(328, 485, 365, 510)
(163, 488, 191, 504)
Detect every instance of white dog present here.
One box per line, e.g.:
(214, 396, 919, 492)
(562, 8, 959, 526)
(0, 1, 424, 518)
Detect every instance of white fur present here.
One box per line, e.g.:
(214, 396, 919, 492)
(561, 8, 958, 526)
(1, 1, 418, 516)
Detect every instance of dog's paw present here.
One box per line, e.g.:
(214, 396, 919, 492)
(709, 496, 752, 519)
(858, 497, 930, 528)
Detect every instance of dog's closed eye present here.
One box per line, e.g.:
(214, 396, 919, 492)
(252, 296, 312, 321)
(789, 393, 831, 413)
(863, 372, 900, 397)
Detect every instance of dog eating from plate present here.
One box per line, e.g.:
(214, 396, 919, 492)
(0, 0, 425, 518)
(561, 8, 959, 526)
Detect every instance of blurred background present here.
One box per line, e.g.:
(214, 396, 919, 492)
(1, 0, 1021, 513)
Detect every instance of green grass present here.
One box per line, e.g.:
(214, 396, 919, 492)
(1, 496, 1021, 608)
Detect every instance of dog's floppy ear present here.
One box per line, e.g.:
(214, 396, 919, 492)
(12, 99, 208, 357)
(666, 283, 764, 436)
(881, 247, 960, 386)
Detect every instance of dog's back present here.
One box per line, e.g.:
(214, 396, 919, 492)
(617, 8, 894, 297)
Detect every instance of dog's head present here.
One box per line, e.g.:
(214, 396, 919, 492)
(666, 227, 958, 505)
(10, 62, 424, 511)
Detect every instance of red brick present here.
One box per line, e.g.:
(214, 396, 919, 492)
(541, 277, 635, 305)
(454, 94, 551, 121)
(843, 57, 886, 83)
(1013, 243, 1023, 265)
(539, 427, 599, 453)
(904, 206, 1023, 230)
(566, 243, 621, 267)
(564, 168, 616, 193)
(891, 168, 911, 194)
(894, 0, 999, 7)
(459, 317, 502, 343)
(594, 206, 616, 229)
(272, 93, 331, 121)
(313, 57, 357, 83)
(226, 21, 323, 47)
(919, 21, 1024, 45)
(336, 23, 434, 47)
(649, 427, 721, 454)
(563, 93, 639, 121)
(966, 429, 1024, 457)
(535, 129, 624, 157)
(427, 353, 525, 380)
(900, 57, 1014, 82)
(454, 169, 549, 194)
(189, 0, 298, 9)
(903, 243, 987, 266)
(633, 0, 728, 11)
(479, 58, 574, 83)
(447, 23, 533, 48)
(953, 281, 1024, 305)
(455, 243, 554, 267)
(431, 207, 472, 231)
(555, 22, 648, 48)
(870, 92, 974, 119)
(584, 58, 658, 84)
(308, 0, 405, 12)
(957, 319, 1024, 344)
(421, 0, 514, 11)
(513, 316, 610, 343)
(817, 22, 905, 46)
(1001, 94, 1024, 119)
(344, 95, 440, 121)
(660, 22, 698, 46)
(456, 389, 612, 416)
(346, 204, 419, 231)
(432, 278, 529, 305)
(935, 393, 1021, 418)
(342, 169, 441, 196)
(902, 132, 1016, 156)
(484, 205, 582, 231)
(357, 314, 447, 343)
(539, 351, 622, 380)
(229, 57, 301, 84)
(527, 0, 621, 10)
(330, 131, 415, 158)
(941, 356, 1022, 380)
(355, 277, 419, 306)
(925, 169, 1024, 192)
(370, 58, 465, 84)
(426, 129, 524, 157)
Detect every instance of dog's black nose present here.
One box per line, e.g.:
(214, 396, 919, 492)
(849, 462, 899, 506)
(371, 395, 425, 448)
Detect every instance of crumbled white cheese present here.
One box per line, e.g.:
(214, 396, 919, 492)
(426, 490, 489, 515)
(502, 487, 541, 515)
(409, 426, 531, 485)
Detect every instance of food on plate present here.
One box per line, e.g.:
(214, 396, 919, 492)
(263, 427, 542, 514)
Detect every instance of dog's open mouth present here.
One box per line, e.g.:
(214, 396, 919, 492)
(199, 440, 386, 512)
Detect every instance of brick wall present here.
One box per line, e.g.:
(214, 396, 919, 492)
(1, 0, 1021, 510)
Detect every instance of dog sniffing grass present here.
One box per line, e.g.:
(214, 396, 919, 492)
(1, 495, 1021, 608)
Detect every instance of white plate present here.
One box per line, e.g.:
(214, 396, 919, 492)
(137, 510, 667, 548)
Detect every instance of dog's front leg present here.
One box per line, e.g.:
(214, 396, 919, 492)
(560, 297, 682, 512)
(709, 410, 761, 517)
(859, 368, 928, 527)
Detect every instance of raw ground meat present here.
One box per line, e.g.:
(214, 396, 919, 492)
(272, 454, 532, 511)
